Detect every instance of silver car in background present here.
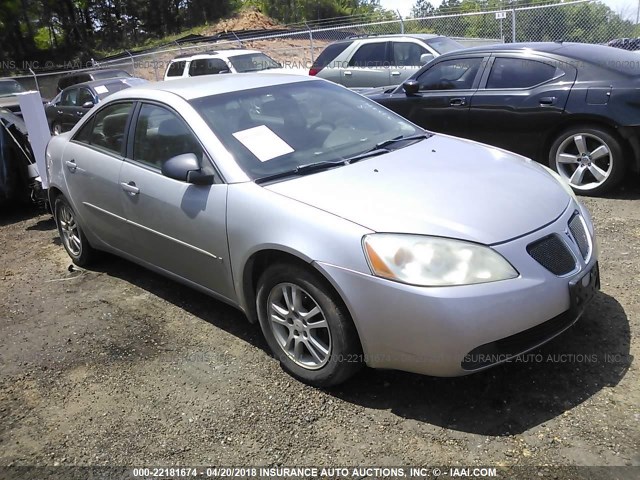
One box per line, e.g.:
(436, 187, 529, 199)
(46, 74, 600, 387)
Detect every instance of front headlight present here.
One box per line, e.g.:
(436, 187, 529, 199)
(363, 234, 519, 287)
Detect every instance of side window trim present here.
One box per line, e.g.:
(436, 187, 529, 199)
(481, 55, 566, 90)
(124, 100, 225, 184)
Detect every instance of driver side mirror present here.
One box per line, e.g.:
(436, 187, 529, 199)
(403, 80, 420, 96)
(420, 53, 435, 65)
(162, 153, 214, 185)
(82, 101, 95, 109)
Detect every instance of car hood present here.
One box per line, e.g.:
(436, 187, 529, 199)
(262, 67, 308, 75)
(265, 135, 571, 245)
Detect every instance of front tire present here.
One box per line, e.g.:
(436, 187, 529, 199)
(54, 196, 95, 267)
(548, 126, 625, 196)
(256, 263, 362, 387)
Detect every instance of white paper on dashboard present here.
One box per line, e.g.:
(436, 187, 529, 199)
(94, 85, 108, 94)
(232, 125, 294, 162)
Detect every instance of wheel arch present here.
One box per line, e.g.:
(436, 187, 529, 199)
(240, 248, 360, 346)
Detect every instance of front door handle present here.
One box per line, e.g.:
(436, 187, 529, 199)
(343, 71, 352, 76)
(65, 159, 77, 172)
(391, 71, 401, 76)
(450, 97, 466, 106)
(539, 96, 557, 106)
(121, 181, 140, 196)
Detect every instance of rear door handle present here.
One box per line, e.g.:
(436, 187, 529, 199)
(65, 159, 77, 172)
(539, 96, 557, 106)
(450, 97, 466, 106)
(391, 71, 401, 76)
(121, 181, 140, 195)
(343, 71, 352, 76)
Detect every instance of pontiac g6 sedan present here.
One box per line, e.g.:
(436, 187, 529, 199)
(46, 74, 600, 387)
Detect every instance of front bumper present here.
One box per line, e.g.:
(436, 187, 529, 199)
(315, 201, 599, 377)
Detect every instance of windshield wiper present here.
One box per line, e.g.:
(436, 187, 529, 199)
(343, 133, 431, 165)
(255, 160, 346, 184)
(373, 133, 431, 150)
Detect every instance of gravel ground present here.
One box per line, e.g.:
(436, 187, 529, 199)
(0, 179, 639, 477)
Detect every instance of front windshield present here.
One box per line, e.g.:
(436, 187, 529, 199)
(228, 53, 281, 72)
(190, 80, 421, 180)
(425, 37, 463, 54)
(0, 80, 25, 97)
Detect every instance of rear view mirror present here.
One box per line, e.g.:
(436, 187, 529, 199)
(403, 80, 420, 95)
(162, 153, 214, 185)
(82, 101, 95, 109)
(420, 53, 435, 64)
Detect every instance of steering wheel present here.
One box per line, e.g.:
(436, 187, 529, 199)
(308, 120, 336, 132)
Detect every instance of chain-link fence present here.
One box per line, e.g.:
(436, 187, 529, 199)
(2, 0, 637, 99)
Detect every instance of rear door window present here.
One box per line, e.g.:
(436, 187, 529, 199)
(74, 102, 133, 155)
(189, 58, 229, 76)
(348, 42, 389, 68)
(486, 57, 562, 89)
(166, 61, 186, 77)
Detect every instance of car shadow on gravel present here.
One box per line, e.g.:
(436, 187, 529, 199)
(596, 174, 640, 200)
(331, 291, 631, 436)
(86, 254, 269, 352)
(0, 203, 42, 227)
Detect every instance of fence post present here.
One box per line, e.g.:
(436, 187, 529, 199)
(397, 10, 405, 34)
(28, 67, 40, 94)
(305, 22, 315, 64)
(511, 5, 516, 43)
(125, 50, 135, 75)
(232, 31, 243, 48)
(152, 52, 159, 81)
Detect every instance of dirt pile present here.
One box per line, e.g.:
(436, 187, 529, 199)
(204, 8, 282, 35)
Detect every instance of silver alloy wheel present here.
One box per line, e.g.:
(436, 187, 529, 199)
(53, 124, 62, 136)
(555, 133, 613, 191)
(267, 282, 332, 369)
(58, 203, 82, 257)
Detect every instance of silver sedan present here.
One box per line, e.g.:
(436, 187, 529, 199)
(46, 74, 600, 386)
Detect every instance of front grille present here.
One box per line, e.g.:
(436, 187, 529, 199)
(569, 213, 590, 260)
(527, 234, 576, 276)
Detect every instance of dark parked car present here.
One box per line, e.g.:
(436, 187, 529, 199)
(46, 77, 146, 135)
(0, 79, 26, 115)
(56, 69, 132, 93)
(364, 42, 640, 195)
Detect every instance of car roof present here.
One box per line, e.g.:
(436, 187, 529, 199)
(61, 68, 128, 78)
(171, 49, 262, 62)
(64, 77, 141, 91)
(119, 73, 317, 101)
(348, 33, 442, 40)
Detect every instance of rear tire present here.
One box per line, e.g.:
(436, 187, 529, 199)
(54, 196, 95, 267)
(548, 126, 625, 196)
(256, 263, 362, 387)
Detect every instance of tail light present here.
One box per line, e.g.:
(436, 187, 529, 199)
(309, 67, 319, 76)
